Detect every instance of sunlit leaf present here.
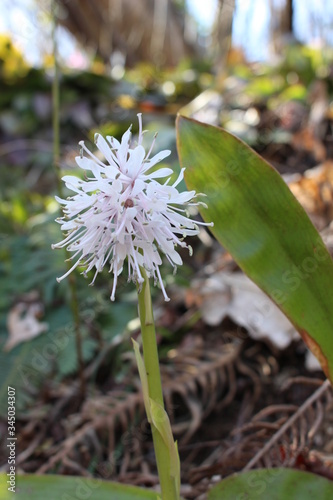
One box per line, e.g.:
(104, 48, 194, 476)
(0, 473, 158, 499)
(208, 468, 333, 499)
(177, 116, 333, 382)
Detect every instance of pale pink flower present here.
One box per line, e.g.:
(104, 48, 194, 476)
(53, 114, 212, 301)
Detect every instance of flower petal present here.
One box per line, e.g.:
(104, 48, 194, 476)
(144, 149, 171, 170)
(145, 168, 173, 180)
(95, 134, 118, 167)
(125, 145, 145, 177)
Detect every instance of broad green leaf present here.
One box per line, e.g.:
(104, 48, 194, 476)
(176, 116, 333, 382)
(208, 468, 333, 499)
(0, 473, 158, 499)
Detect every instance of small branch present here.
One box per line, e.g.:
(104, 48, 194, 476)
(51, 0, 85, 399)
(243, 378, 332, 471)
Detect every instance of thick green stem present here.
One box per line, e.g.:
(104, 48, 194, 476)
(137, 268, 179, 500)
(52, 1, 85, 398)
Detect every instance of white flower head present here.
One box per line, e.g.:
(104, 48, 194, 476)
(53, 114, 212, 301)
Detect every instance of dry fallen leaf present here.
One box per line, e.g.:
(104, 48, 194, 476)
(292, 127, 326, 163)
(190, 272, 299, 349)
(4, 301, 48, 351)
(287, 161, 333, 230)
(188, 271, 320, 370)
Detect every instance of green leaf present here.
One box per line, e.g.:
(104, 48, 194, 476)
(176, 116, 333, 382)
(149, 398, 180, 495)
(0, 305, 72, 416)
(208, 468, 333, 499)
(56, 334, 97, 378)
(0, 473, 158, 499)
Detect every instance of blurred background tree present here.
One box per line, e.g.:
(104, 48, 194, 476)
(56, 0, 198, 67)
(2, 0, 333, 73)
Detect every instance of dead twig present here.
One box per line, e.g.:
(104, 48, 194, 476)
(243, 378, 332, 471)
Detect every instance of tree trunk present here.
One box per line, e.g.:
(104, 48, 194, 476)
(56, 0, 198, 67)
(270, 0, 294, 56)
(280, 0, 293, 34)
(212, 0, 236, 75)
